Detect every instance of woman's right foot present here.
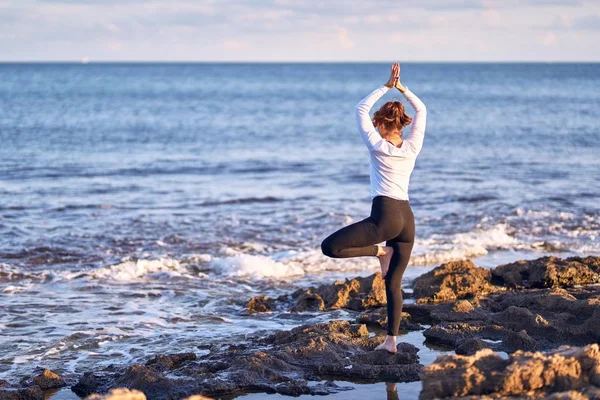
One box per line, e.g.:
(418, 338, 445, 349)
(377, 246, 394, 278)
(374, 336, 398, 353)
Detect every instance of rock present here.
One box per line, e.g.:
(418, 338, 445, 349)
(72, 321, 421, 399)
(72, 359, 198, 399)
(251, 273, 389, 314)
(492, 256, 600, 289)
(413, 260, 498, 303)
(246, 295, 274, 314)
(0, 369, 65, 400)
(30, 369, 66, 390)
(356, 307, 423, 331)
(455, 338, 491, 355)
(423, 322, 506, 350)
(290, 290, 325, 312)
(419, 344, 600, 399)
(0, 386, 44, 400)
(145, 353, 196, 371)
(452, 300, 475, 313)
(297, 273, 387, 311)
(404, 281, 600, 355)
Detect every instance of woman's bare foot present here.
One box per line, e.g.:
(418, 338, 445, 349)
(374, 335, 397, 353)
(376, 246, 394, 278)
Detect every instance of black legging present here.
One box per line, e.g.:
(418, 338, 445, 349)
(321, 195, 415, 336)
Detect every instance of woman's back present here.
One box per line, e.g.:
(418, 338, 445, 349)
(354, 84, 427, 201)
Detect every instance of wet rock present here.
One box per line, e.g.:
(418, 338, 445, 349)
(0, 369, 66, 400)
(452, 300, 475, 313)
(419, 344, 600, 399)
(405, 281, 600, 355)
(0, 386, 44, 400)
(356, 307, 424, 331)
(290, 290, 325, 312)
(246, 295, 274, 314)
(30, 369, 66, 390)
(145, 353, 196, 371)
(413, 260, 498, 303)
(491, 256, 600, 289)
(294, 272, 387, 311)
(455, 338, 491, 355)
(72, 360, 198, 399)
(248, 273, 388, 314)
(72, 321, 421, 399)
(423, 322, 506, 351)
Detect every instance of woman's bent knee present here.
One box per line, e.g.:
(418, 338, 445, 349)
(321, 238, 337, 258)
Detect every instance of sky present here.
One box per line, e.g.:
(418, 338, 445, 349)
(0, 0, 599, 62)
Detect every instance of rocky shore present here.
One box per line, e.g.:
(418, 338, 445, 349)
(2, 255, 600, 399)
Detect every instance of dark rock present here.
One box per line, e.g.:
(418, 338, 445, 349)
(252, 273, 388, 314)
(72, 321, 421, 399)
(356, 307, 423, 331)
(30, 369, 66, 390)
(290, 290, 325, 312)
(246, 295, 275, 314)
(419, 344, 600, 399)
(297, 272, 387, 311)
(0, 386, 44, 400)
(413, 260, 498, 303)
(455, 338, 491, 355)
(145, 353, 196, 371)
(491, 256, 600, 289)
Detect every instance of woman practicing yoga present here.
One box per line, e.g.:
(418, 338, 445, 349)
(321, 62, 427, 353)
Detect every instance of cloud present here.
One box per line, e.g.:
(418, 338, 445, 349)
(571, 14, 600, 30)
(0, 0, 598, 61)
(540, 32, 558, 45)
(335, 26, 354, 49)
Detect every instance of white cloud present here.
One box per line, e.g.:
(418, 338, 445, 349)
(335, 26, 354, 49)
(540, 32, 558, 45)
(0, 0, 598, 61)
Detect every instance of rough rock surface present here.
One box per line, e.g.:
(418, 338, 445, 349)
(412, 260, 499, 303)
(246, 295, 274, 313)
(356, 307, 424, 331)
(420, 344, 600, 399)
(72, 321, 421, 399)
(491, 256, 600, 289)
(246, 273, 389, 313)
(0, 369, 66, 400)
(415, 285, 600, 354)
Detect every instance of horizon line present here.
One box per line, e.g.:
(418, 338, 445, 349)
(1, 60, 599, 64)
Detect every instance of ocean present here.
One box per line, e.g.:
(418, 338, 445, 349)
(1, 62, 599, 398)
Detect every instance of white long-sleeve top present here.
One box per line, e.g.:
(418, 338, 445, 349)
(354, 84, 427, 201)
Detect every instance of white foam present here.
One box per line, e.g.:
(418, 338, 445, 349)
(83, 258, 193, 282)
(210, 254, 305, 278)
(409, 224, 520, 266)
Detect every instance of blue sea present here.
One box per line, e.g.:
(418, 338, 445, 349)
(1, 63, 599, 398)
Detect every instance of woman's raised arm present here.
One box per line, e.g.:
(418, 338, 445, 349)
(354, 63, 399, 151)
(396, 85, 427, 156)
(354, 84, 391, 151)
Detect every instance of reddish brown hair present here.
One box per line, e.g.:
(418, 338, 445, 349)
(372, 101, 412, 135)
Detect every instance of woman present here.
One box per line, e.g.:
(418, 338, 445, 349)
(321, 62, 427, 353)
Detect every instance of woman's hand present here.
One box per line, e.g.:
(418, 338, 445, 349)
(394, 63, 407, 93)
(384, 62, 399, 88)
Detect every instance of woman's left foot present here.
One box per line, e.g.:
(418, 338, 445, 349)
(374, 337, 397, 353)
(377, 246, 394, 278)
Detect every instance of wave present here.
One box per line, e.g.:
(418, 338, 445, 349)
(1, 221, 596, 285)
